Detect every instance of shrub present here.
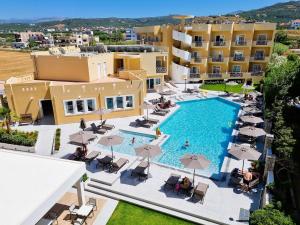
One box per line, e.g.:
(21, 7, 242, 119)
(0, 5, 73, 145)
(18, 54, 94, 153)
(250, 208, 295, 225)
(82, 173, 88, 182)
(273, 43, 289, 56)
(54, 128, 61, 151)
(0, 129, 38, 146)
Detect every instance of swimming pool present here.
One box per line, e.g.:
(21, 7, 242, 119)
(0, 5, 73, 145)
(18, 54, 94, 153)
(101, 130, 155, 155)
(156, 97, 240, 179)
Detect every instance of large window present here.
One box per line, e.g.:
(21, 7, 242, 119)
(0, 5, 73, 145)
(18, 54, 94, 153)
(105, 95, 134, 110)
(64, 98, 96, 116)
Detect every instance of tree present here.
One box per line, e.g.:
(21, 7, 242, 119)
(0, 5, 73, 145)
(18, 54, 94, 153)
(0, 107, 12, 133)
(273, 43, 289, 56)
(250, 208, 295, 225)
(275, 30, 289, 45)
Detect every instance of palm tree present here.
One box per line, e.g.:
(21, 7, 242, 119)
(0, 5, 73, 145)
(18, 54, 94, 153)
(0, 107, 12, 133)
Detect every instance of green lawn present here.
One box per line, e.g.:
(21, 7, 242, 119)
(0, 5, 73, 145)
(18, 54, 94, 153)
(107, 201, 196, 225)
(200, 83, 244, 93)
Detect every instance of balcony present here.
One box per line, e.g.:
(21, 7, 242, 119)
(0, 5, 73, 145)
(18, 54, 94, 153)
(156, 66, 167, 73)
(231, 55, 245, 62)
(208, 73, 223, 78)
(232, 40, 250, 47)
(171, 62, 190, 82)
(192, 41, 209, 49)
(230, 72, 243, 78)
(251, 55, 269, 62)
(172, 30, 192, 45)
(191, 57, 202, 63)
(172, 46, 191, 61)
(252, 40, 273, 47)
(211, 41, 228, 47)
(209, 56, 225, 63)
(190, 72, 200, 79)
(251, 71, 264, 76)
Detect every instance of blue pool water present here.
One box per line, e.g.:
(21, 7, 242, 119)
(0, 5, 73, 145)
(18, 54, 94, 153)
(156, 98, 240, 178)
(101, 130, 155, 155)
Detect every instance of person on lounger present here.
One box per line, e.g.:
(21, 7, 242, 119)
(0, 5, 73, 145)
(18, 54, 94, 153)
(180, 177, 191, 189)
(243, 172, 253, 185)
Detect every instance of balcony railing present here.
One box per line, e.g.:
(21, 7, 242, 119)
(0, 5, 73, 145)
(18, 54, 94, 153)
(193, 41, 203, 47)
(191, 57, 202, 63)
(233, 55, 245, 61)
(256, 40, 268, 45)
(156, 66, 167, 73)
(208, 73, 222, 78)
(254, 55, 265, 60)
(230, 72, 243, 77)
(211, 56, 224, 62)
(190, 73, 200, 79)
(213, 41, 226, 46)
(251, 71, 264, 76)
(235, 40, 247, 46)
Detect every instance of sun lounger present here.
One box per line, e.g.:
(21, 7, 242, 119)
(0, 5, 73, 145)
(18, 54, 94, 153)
(156, 105, 170, 113)
(152, 109, 167, 116)
(143, 116, 159, 124)
(96, 155, 113, 169)
(164, 173, 181, 191)
(136, 119, 152, 128)
(101, 120, 115, 130)
(192, 182, 209, 203)
(169, 81, 179, 88)
(91, 123, 107, 134)
(110, 158, 129, 173)
(83, 151, 100, 165)
(131, 161, 149, 179)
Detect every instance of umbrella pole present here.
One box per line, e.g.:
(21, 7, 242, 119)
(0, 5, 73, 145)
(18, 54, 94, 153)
(147, 154, 150, 175)
(111, 146, 114, 159)
(147, 108, 149, 120)
(242, 160, 245, 174)
(193, 169, 195, 187)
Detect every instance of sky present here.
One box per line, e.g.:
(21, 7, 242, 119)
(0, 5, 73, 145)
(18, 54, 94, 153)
(0, 0, 291, 20)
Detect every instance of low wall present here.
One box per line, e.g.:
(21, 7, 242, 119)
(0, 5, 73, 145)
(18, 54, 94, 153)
(0, 142, 36, 153)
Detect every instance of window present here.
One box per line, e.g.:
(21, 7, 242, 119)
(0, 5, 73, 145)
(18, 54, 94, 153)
(106, 98, 114, 109)
(155, 78, 161, 85)
(116, 96, 124, 109)
(64, 98, 96, 116)
(232, 65, 241, 73)
(126, 96, 133, 108)
(65, 101, 74, 114)
(105, 95, 134, 110)
(253, 64, 262, 72)
(212, 66, 221, 74)
(87, 99, 95, 112)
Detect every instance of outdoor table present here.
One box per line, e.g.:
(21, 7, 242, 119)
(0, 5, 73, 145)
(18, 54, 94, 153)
(77, 205, 94, 218)
(194, 182, 208, 196)
(36, 218, 53, 225)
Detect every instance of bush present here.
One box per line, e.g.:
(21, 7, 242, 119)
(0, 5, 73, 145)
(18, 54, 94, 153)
(54, 128, 61, 151)
(250, 208, 295, 225)
(0, 129, 38, 146)
(273, 43, 289, 56)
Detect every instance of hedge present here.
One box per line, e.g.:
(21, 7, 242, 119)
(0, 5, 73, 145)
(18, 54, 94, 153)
(54, 128, 61, 151)
(0, 129, 38, 147)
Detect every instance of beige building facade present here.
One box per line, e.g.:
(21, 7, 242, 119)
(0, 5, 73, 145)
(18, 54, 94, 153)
(5, 46, 168, 124)
(134, 20, 276, 84)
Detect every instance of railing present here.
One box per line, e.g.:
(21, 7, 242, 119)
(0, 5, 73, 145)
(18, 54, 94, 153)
(256, 40, 268, 45)
(235, 40, 247, 46)
(208, 73, 222, 78)
(211, 56, 224, 62)
(191, 57, 201, 63)
(190, 73, 200, 79)
(254, 55, 265, 60)
(251, 71, 264, 76)
(230, 72, 243, 77)
(193, 41, 203, 47)
(172, 46, 191, 61)
(156, 67, 167, 73)
(172, 30, 192, 45)
(213, 41, 226, 46)
(233, 55, 245, 61)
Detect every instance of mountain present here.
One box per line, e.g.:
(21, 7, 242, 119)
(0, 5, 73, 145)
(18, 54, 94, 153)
(233, 1, 300, 23)
(0, 17, 66, 24)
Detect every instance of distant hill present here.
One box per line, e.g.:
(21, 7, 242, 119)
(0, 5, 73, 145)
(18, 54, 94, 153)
(234, 1, 300, 23)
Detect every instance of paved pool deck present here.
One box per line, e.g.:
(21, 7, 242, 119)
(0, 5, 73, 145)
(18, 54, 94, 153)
(10, 85, 263, 224)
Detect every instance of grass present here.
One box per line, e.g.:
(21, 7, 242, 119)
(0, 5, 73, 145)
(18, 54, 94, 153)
(200, 83, 244, 93)
(107, 201, 196, 225)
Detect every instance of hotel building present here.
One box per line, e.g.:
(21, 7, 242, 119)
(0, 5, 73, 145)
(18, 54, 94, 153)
(4, 45, 168, 124)
(134, 16, 276, 84)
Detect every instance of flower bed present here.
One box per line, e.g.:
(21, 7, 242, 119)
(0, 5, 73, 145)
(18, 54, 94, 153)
(0, 129, 38, 147)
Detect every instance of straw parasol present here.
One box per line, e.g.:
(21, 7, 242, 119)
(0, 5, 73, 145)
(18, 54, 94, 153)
(229, 144, 261, 173)
(69, 131, 96, 146)
(134, 144, 162, 175)
(240, 115, 264, 125)
(180, 154, 210, 186)
(242, 106, 262, 115)
(98, 135, 124, 159)
(91, 108, 112, 123)
(79, 118, 87, 130)
(239, 126, 266, 138)
(142, 102, 156, 120)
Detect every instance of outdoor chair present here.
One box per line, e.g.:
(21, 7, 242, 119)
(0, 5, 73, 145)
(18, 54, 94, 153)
(96, 155, 113, 169)
(192, 182, 209, 204)
(46, 212, 58, 225)
(68, 204, 78, 221)
(152, 108, 168, 116)
(143, 116, 159, 124)
(135, 119, 152, 128)
(73, 217, 85, 225)
(87, 197, 97, 211)
(91, 123, 107, 134)
(241, 177, 260, 192)
(164, 173, 181, 191)
(83, 151, 100, 165)
(101, 120, 115, 130)
(109, 158, 129, 173)
(19, 113, 33, 125)
(131, 161, 149, 179)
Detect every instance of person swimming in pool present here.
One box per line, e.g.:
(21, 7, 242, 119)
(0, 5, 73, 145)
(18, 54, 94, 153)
(184, 140, 189, 147)
(131, 137, 136, 145)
